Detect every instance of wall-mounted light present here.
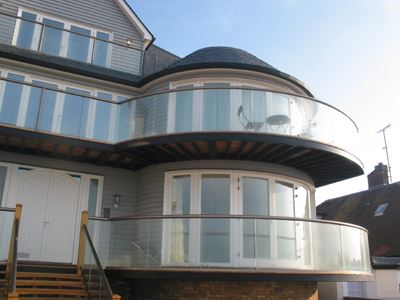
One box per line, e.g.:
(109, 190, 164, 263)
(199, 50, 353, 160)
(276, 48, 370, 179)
(113, 194, 121, 209)
(125, 38, 133, 47)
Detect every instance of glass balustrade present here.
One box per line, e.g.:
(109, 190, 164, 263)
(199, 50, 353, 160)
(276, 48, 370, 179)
(88, 216, 371, 274)
(0, 13, 143, 75)
(0, 77, 359, 154)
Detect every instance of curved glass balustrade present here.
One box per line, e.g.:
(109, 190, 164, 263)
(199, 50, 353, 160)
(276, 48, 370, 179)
(89, 216, 371, 274)
(0, 77, 358, 153)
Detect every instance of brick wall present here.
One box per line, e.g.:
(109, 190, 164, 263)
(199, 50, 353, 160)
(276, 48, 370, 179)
(110, 278, 319, 300)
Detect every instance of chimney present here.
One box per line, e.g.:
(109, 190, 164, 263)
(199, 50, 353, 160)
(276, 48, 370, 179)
(368, 163, 389, 189)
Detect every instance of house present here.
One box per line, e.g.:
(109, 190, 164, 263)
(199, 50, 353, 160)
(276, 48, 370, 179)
(317, 163, 400, 300)
(0, 1, 372, 299)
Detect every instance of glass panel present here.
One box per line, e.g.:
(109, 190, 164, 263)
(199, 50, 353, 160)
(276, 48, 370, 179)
(276, 181, 295, 259)
(88, 179, 99, 217)
(313, 222, 342, 271)
(267, 93, 291, 134)
(61, 88, 90, 137)
(135, 94, 168, 137)
(67, 25, 91, 62)
(203, 83, 230, 131)
(41, 18, 64, 56)
(169, 176, 191, 263)
(0, 211, 14, 261)
(243, 177, 270, 259)
(24, 87, 41, 129)
(175, 86, 193, 132)
(36, 81, 59, 132)
(16, 12, 38, 50)
(201, 174, 230, 263)
(240, 90, 267, 130)
(117, 97, 131, 141)
(341, 226, 364, 271)
(0, 166, 7, 207)
(93, 32, 110, 67)
(0, 73, 24, 126)
(93, 92, 112, 141)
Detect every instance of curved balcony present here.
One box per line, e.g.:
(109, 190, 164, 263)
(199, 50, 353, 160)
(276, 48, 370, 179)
(0, 77, 363, 186)
(89, 215, 371, 281)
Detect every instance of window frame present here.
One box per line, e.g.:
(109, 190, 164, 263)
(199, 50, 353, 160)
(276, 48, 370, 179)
(0, 67, 129, 142)
(13, 7, 113, 66)
(162, 169, 312, 267)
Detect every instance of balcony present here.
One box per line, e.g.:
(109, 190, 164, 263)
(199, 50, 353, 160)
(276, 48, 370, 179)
(0, 12, 143, 75)
(88, 215, 371, 281)
(0, 77, 363, 186)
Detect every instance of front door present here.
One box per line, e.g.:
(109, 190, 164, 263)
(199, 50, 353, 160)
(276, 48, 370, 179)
(8, 168, 80, 263)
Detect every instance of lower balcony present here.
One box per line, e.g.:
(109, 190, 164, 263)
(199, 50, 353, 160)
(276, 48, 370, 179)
(89, 215, 372, 281)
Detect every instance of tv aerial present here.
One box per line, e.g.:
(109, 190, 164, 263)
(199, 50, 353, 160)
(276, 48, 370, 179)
(377, 124, 392, 183)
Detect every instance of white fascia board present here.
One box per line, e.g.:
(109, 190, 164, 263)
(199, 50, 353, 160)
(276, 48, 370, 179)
(114, 0, 154, 49)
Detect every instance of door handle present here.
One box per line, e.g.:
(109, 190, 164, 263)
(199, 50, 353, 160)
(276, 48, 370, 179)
(44, 221, 50, 224)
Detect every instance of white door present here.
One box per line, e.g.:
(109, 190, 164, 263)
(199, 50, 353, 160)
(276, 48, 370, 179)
(8, 169, 80, 263)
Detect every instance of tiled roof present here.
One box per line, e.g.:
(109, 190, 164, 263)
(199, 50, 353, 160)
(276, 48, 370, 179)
(317, 182, 400, 257)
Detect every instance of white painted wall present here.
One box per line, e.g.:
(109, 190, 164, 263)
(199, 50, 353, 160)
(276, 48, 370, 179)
(320, 270, 400, 300)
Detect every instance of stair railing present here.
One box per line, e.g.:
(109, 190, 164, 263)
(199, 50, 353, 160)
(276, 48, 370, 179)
(77, 211, 121, 300)
(5, 203, 22, 300)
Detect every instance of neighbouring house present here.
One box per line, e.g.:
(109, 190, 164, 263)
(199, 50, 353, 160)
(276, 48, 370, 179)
(317, 163, 400, 300)
(0, 1, 372, 299)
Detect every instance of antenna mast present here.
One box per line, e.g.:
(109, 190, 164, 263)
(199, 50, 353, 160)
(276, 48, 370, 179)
(377, 124, 392, 183)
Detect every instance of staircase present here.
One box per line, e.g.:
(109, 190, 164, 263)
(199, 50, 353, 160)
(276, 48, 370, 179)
(0, 263, 6, 299)
(14, 262, 88, 299)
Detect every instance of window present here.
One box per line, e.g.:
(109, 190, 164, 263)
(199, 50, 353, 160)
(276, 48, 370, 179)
(0, 67, 127, 142)
(13, 9, 112, 66)
(163, 170, 311, 267)
(374, 203, 388, 216)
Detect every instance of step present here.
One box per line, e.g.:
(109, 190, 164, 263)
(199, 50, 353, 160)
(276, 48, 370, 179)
(17, 263, 77, 274)
(17, 298, 87, 300)
(17, 279, 84, 288)
(17, 272, 82, 280)
(17, 288, 87, 296)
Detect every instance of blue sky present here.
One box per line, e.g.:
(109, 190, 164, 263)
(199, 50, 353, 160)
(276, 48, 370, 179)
(129, 0, 400, 203)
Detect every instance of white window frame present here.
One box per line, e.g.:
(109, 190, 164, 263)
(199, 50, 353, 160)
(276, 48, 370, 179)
(162, 169, 312, 268)
(13, 7, 113, 66)
(0, 67, 129, 142)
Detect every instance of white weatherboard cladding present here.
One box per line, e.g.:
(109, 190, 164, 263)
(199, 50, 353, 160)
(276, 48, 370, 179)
(1, 0, 145, 48)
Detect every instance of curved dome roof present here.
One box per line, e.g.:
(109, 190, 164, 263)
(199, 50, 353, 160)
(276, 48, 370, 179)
(139, 46, 313, 97)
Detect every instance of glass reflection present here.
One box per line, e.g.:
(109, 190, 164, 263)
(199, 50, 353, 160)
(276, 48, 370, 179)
(201, 174, 230, 263)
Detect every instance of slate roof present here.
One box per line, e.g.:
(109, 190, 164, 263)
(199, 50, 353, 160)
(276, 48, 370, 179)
(0, 44, 313, 96)
(317, 182, 400, 257)
(140, 47, 313, 96)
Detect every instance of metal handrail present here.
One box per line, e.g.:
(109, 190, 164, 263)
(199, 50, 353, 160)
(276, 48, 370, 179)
(0, 10, 143, 52)
(89, 214, 368, 234)
(0, 207, 15, 212)
(81, 224, 115, 299)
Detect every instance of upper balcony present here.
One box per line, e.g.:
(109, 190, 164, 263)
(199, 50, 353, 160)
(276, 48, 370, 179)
(0, 11, 144, 75)
(0, 76, 362, 186)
